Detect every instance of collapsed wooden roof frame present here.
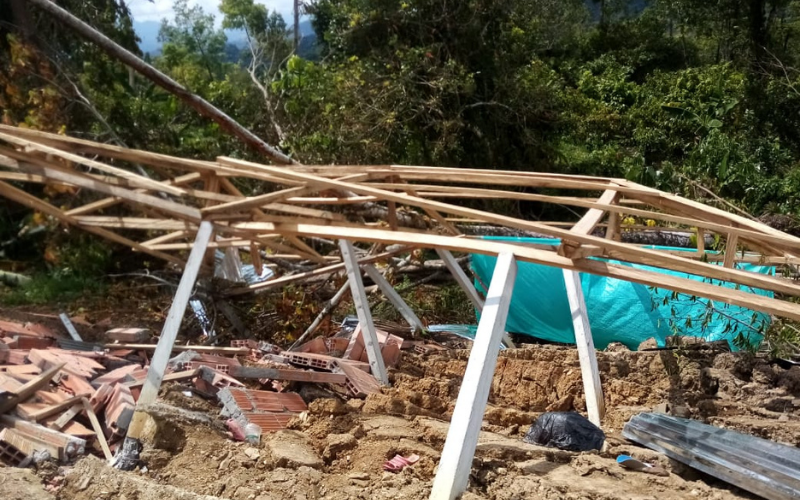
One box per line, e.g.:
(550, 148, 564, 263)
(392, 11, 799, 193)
(1, 124, 799, 318)
(2, 124, 798, 496)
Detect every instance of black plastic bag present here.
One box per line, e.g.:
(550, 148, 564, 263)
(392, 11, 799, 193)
(523, 411, 605, 451)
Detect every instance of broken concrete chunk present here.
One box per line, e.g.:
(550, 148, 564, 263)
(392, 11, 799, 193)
(323, 433, 357, 461)
(266, 430, 323, 469)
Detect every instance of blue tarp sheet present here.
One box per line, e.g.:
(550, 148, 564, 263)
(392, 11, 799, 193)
(471, 237, 774, 350)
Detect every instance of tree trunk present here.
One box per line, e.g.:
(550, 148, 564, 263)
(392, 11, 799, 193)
(27, 0, 295, 166)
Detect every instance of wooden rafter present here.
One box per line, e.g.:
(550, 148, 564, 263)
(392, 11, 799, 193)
(0, 126, 797, 322)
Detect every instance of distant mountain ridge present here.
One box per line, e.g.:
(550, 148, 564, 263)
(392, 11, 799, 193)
(133, 18, 316, 57)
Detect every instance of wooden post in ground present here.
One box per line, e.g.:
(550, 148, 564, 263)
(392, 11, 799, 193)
(338, 240, 389, 385)
(436, 249, 516, 348)
(115, 221, 213, 468)
(436, 249, 484, 310)
(562, 269, 604, 427)
(363, 264, 425, 334)
(429, 252, 517, 500)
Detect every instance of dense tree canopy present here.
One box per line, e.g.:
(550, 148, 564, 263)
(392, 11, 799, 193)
(4, 0, 800, 271)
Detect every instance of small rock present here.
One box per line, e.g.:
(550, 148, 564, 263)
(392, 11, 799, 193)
(605, 342, 630, 352)
(638, 338, 659, 350)
(779, 414, 790, 422)
(267, 430, 323, 469)
(219, 458, 230, 470)
(671, 405, 691, 418)
(348, 472, 370, 480)
(244, 447, 260, 460)
(323, 433, 357, 461)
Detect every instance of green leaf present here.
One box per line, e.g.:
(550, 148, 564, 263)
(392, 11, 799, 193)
(708, 119, 723, 128)
(719, 149, 730, 178)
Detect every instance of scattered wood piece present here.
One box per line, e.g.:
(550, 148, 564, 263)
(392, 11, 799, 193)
(0, 362, 65, 415)
(81, 398, 113, 461)
(103, 343, 248, 355)
(122, 369, 199, 389)
(49, 404, 82, 431)
(28, 393, 89, 422)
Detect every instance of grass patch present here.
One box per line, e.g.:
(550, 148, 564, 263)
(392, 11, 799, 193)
(0, 270, 106, 306)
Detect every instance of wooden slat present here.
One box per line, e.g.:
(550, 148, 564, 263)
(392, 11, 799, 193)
(724, 234, 740, 269)
(230, 221, 800, 320)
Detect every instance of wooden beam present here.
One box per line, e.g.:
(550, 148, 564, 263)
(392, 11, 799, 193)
(0, 363, 65, 415)
(339, 240, 389, 385)
(208, 163, 800, 295)
(28, 393, 88, 422)
(0, 180, 183, 265)
(562, 270, 604, 427)
(606, 212, 621, 241)
(0, 133, 186, 196)
(0, 146, 201, 221)
(81, 397, 113, 461)
(436, 249, 484, 310)
(560, 190, 620, 257)
(430, 252, 517, 500)
(697, 227, 706, 255)
(122, 369, 200, 389)
(240, 221, 800, 321)
(48, 404, 82, 431)
(123, 221, 212, 452)
(223, 246, 410, 296)
(724, 233, 739, 269)
(363, 264, 425, 333)
(26, 0, 295, 165)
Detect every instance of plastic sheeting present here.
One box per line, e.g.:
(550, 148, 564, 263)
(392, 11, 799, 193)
(470, 237, 774, 350)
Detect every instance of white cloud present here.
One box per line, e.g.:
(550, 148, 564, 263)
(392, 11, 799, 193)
(127, 0, 296, 25)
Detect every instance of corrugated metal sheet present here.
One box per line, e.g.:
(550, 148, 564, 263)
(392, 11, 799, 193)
(56, 339, 104, 352)
(623, 412, 800, 500)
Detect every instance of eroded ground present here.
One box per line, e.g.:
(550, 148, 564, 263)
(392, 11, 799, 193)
(9, 344, 798, 500)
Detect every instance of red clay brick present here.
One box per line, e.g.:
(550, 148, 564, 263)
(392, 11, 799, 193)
(336, 361, 381, 398)
(286, 352, 337, 371)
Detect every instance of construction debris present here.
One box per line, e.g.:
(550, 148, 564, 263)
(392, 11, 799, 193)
(0, 313, 436, 468)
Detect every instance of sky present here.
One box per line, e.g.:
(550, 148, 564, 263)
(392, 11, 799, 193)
(126, 0, 296, 25)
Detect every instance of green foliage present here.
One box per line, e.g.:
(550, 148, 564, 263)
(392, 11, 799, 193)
(0, 270, 106, 306)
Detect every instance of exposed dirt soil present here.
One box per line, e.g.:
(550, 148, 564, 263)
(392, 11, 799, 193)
(30, 344, 796, 500)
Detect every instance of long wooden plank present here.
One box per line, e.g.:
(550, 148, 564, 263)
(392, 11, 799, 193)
(49, 404, 82, 431)
(124, 222, 212, 459)
(339, 240, 389, 385)
(81, 398, 113, 461)
(570, 190, 620, 235)
(0, 181, 183, 265)
(724, 234, 740, 269)
(363, 264, 425, 333)
(64, 172, 209, 217)
(123, 369, 200, 389)
(29, 394, 89, 422)
(560, 189, 620, 257)
(371, 182, 800, 252)
(233, 217, 800, 299)
(212, 159, 800, 295)
(0, 133, 185, 196)
(430, 252, 517, 500)
(562, 270, 604, 427)
(233, 222, 800, 320)
(0, 146, 201, 221)
(0, 363, 65, 414)
(223, 246, 410, 295)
